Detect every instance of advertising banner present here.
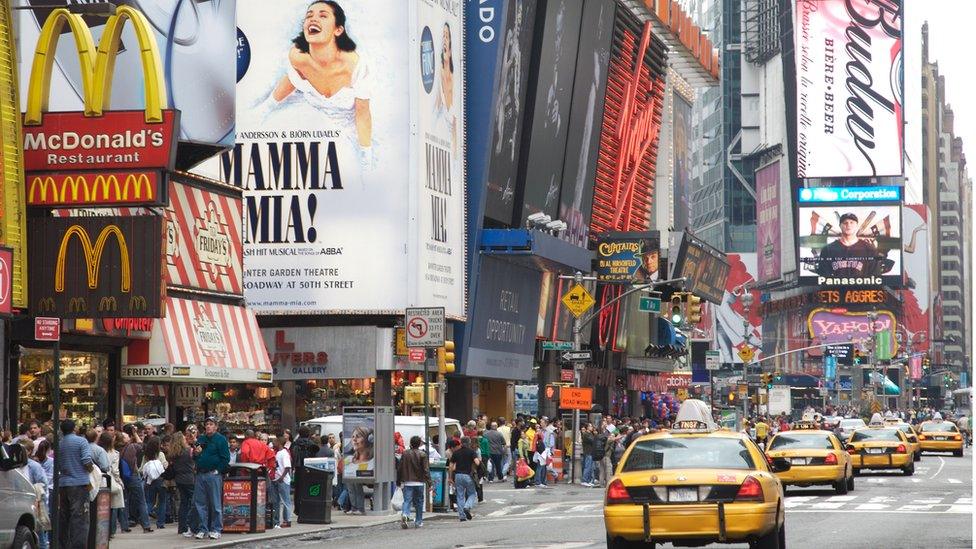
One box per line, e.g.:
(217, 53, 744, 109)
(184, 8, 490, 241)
(794, 0, 903, 178)
(714, 254, 762, 364)
(807, 308, 898, 356)
(558, 0, 615, 247)
(0, 0, 27, 310)
(901, 205, 930, 353)
(755, 160, 781, 283)
(164, 176, 243, 296)
(595, 232, 660, 283)
(797, 186, 902, 287)
(484, 0, 537, 226)
(341, 407, 376, 481)
(18, 0, 236, 147)
(672, 230, 730, 304)
(203, 0, 464, 317)
(672, 91, 692, 237)
(0, 247, 11, 315)
(415, 0, 467, 316)
(519, 0, 583, 223)
(465, 256, 542, 381)
(262, 326, 391, 380)
(26, 171, 165, 208)
(28, 216, 164, 318)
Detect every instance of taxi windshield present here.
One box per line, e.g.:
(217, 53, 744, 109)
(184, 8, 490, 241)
(920, 422, 959, 433)
(621, 437, 755, 471)
(850, 429, 901, 442)
(768, 433, 834, 450)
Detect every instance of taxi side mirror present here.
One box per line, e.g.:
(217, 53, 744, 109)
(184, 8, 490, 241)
(769, 457, 791, 473)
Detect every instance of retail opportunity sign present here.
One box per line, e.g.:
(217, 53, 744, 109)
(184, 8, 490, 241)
(201, 0, 465, 318)
(794, 0, 904, 178)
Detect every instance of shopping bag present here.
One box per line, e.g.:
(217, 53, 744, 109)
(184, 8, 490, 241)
(516, 458, 532, 481)
(391, 488, 403, 511)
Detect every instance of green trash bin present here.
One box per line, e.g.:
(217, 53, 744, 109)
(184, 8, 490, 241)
(297, 457, 335, 524)
(430, 459, 449, 512)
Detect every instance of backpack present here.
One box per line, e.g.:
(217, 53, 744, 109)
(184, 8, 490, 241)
(120, 458, 133, 484)
(535, 433, 546, 453)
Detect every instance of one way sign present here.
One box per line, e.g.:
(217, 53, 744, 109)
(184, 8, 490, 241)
(561, 350, 592, 362)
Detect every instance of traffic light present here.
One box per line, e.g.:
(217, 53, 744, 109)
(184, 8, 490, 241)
(437, 340, 456, 374)
(728, 392, 736, 402)
(685, 294, 702, 324)
(944, 374, 951, 389)
(774, 370, 782, 382)
(761, 373, 772, 390)
(544, 384, 558, 401)
(922, 356, 931, 371)
(670, 293, 684, 325)
(853, 349, 863, 365)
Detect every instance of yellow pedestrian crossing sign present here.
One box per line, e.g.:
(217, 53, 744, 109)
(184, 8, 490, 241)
(562, 284, 595, 318)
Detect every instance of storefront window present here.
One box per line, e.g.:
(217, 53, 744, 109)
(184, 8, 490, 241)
(121, 384, 168, 426)
(298, 379, 374, 420)
(19, 348, 109, 429)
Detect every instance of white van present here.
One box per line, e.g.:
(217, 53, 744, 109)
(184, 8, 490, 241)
(302, 415, 462, 448)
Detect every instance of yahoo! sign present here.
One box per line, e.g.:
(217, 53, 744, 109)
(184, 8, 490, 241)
(807, 308, 898, 356)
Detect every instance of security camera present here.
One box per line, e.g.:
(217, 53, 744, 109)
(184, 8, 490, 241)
(526, 212, 548, 224)
(545, 220, 567, 233)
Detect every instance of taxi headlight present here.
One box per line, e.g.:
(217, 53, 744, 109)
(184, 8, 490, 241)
(953, 434, 962, 441)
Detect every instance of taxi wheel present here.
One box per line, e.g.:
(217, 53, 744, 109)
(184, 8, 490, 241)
(913, 451, 921, 462)
(846, 474, 854, 491)
(606, 534, 653, 549)
(751, 522, 784, 549)
(953, 449, 963, 457)
(902, 462, 914, 476)
(833, 476, 848, 495)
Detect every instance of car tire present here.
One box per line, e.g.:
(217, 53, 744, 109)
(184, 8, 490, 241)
(913, 451, 921, 462)
(852, 468, 861, 476)
(846, 473, 854, 491)
(903, 462, 915, 476)
(834, 477, 848, 495)
(953, 449, 963, 457)
(12, 525, 36, 549)
(606, 534, 650, 549)
(750, 522, 784, 549)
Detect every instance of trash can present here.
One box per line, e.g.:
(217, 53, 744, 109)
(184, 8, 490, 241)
(296, 457, 335, 524)
(88, 473, 111, 549)
(429, 459, 449, 512)
(222, 463, 268, 534)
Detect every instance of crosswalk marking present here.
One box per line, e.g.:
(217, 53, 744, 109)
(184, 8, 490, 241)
(487, 505, 526, 517)
(565, 504, 599, 513)
(897, 504, 934, 511)
(947, 478, 962, 484)
(826, 495, 857, 502)
(810, 502, 846, 509)
(523, 503, 564, 515)
(946, 505, 973, 514)
(855, 503, 888, 510)
(955, 497, 972, 504)
(869, 496, 897, 503)
(912, 499, 943, 504)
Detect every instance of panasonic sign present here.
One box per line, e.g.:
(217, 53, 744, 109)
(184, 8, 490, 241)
(797, 186, 901, 204)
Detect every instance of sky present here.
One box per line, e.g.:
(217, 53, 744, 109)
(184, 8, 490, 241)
(904, 1, 976, 188)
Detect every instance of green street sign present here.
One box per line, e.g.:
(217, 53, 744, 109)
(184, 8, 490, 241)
(542, 341, 574, 351)
(639, 296, 662, 314)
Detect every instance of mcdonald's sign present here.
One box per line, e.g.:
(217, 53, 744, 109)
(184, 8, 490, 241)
(21, 6, 178, 173)
(26, 171, 164, 207)
(28, 216, 164, 318)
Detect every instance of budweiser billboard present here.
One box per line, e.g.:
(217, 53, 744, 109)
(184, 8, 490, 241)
(28, 215, 164, 318)
(794, 0, 903, 178)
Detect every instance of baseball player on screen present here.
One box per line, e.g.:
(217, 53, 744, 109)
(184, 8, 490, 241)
(815, 212, 883, 277)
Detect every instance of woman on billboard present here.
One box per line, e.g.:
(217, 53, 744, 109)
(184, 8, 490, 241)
(267, 1, 374, 176)
(342, 425, 375, 479)
(433, 22, 457, 156)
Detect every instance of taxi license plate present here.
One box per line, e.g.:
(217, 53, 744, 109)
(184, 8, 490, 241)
(790, 457, 807, 465)
(669, 487, 698, 502)
(866, 448, 884, 454)
(936, 436, 946, 441)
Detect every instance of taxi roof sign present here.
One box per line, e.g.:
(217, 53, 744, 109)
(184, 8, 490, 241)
(671, 399, 717, 433)
(791, 421, 820, 430)
(868, 412, 885, 427)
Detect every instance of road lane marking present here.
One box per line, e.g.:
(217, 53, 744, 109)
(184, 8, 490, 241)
(809, 502, 845, 509)
(487, 505, 526, 517)
(897, 505, 934, 511)
(826, 495, 856, 502)
(947, 478, 962, 484)
(565, 504, 600, 513)
(910, 478, 921, 483)
(524, 503, 563, 515)
(854, 503, 889, 510)
(955, 498, 972, 504)
(785, 496, 817, 502)
(474, 513, 603, 523)
(912, 499, 944, 504)
(930, 457, 945, 479)
(869, 496, 897, 503)
(946, 505, 973, 514)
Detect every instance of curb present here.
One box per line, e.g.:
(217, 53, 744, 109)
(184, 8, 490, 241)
(195, 512, 457, 548)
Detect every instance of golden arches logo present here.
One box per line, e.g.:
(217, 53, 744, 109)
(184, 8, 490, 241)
(28, 173, 154, 205)
(24, 6, 168, 125)
(54, 225, 131, 293)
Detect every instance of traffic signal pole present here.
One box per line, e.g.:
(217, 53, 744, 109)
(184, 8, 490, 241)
(559, 273, 687, 484)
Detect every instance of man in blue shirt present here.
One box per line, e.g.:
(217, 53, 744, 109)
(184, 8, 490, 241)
(192, 417, 230, 540)
(57, 419, 93, 548)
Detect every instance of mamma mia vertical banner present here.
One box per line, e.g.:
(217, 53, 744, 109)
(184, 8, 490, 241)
(414, 0, 467, 318)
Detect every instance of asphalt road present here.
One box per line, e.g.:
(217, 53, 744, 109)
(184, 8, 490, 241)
(238, 449, 972, 549)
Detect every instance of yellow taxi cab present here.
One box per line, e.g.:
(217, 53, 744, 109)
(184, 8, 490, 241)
(846, 417, 914, 475)
(604, 400, 788, 549)
(883, 418, 922, 461)
(765, 421, 854, 494)
(917, 419, 965, 457)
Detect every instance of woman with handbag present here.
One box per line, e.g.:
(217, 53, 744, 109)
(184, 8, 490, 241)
(99, 432, 125, 538)
(141, 436, 167, 531)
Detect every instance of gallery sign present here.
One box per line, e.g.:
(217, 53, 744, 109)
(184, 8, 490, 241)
(28, 215, 164, 318)
(261, 326, 392, 381)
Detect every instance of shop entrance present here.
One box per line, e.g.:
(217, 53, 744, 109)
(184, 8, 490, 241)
(18, 348, 109, 428)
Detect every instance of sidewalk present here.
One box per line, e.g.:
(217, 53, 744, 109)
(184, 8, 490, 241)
(109, 508, 455, 548)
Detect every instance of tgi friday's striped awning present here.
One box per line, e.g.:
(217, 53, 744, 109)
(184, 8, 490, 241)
(121, 383, 166, 398)
(124, 297, 272, 383)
